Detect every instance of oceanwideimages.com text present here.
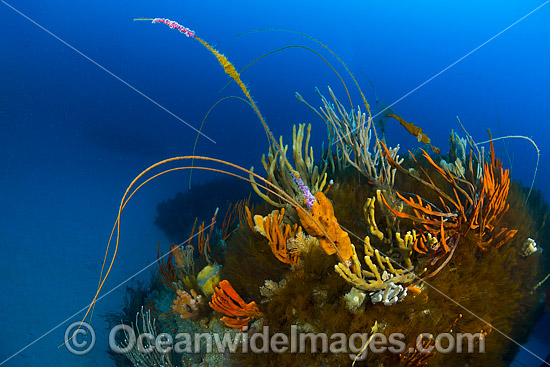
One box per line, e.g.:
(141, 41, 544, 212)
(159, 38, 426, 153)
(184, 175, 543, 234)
(108, 324, 486, 360)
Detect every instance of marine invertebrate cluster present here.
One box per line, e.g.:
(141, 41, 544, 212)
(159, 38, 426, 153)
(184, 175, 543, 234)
(95, 19, 550, 367)
(379, 137, 518, 279)
(116, 307, 175, 367)
(335, 236, 414, 295)
(297, 191, 353, 262)
(307, 87, 402, 187)
(209, 280, 263, 329)
(521, 237, 539, 257)
(250, 123, 328, 210)
(172, 289, 204, 320)
(249, 207, 302, 266)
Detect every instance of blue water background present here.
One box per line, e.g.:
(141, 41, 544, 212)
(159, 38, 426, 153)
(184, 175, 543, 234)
(0, 0, 549, 366)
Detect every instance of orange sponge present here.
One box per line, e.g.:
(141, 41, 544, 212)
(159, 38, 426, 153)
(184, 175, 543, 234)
(297, 191, 353, 262)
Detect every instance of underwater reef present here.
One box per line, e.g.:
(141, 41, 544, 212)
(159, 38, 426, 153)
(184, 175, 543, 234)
(101, 19, 550, 367)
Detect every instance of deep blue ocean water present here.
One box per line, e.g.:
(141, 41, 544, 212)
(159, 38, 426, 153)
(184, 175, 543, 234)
(0, 1, 549, 366)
